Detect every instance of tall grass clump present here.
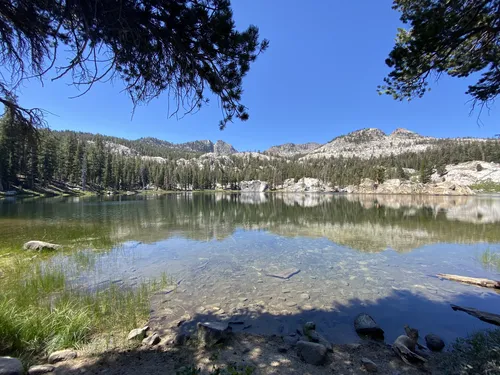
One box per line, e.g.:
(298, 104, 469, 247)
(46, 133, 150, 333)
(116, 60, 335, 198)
(0, 252, 168, 365)
(478, 248, 500, 272)
(438, 329, 500, 374)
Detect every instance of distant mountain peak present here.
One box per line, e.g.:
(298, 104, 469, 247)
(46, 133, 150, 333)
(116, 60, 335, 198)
(265, 142, 321, 156)
(214, 140, 238, 155)
(390, 128, 420, 138)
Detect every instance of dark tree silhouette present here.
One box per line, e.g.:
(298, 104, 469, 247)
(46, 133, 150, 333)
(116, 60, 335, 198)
(381, 0, 500, 109)
(0, 0, 268, 129)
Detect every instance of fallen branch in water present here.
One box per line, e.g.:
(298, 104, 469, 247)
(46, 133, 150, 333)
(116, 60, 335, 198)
(451, 304, 500, 326)
(437, 273, 500, 289)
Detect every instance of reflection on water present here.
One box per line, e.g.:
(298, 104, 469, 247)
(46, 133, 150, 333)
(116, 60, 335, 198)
(1, 193, 500, 252)
(2, 193, 500, 344)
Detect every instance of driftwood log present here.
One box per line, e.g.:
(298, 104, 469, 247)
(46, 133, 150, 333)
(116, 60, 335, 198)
(451, 304, 500, 326)
(437, 273, 500, 289)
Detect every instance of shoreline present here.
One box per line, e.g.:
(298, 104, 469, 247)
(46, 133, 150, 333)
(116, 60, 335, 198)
(3, 187, 499, 199)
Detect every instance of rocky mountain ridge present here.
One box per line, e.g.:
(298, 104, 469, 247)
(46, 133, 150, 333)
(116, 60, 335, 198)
(73, 127, 495, 162)
(301, 128, 438, 160)
(266, 142, 321, 156)
(136, 137, 237, 154)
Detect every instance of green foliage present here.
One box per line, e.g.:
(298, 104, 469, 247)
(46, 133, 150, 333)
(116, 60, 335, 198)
(381, 0, 500, 106)
(471, 180, 500, 192)
(1, 115, 500, 193)
(436, 163, 447, 177)
(478, 248, 500, 272)
(439, 329, 500, 375)
(0, 252, 168, 364)
(419, 160, 432, 184)
(0, 0, 268, 129)
(373, 166, 386, 184)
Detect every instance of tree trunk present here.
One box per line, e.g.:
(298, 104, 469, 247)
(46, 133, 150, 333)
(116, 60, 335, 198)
(437, 274, 500, 289)
(451, 305, 500, 326)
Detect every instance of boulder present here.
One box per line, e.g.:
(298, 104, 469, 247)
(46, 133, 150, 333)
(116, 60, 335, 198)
(142, 332, 161, 346)
(197, 322, 232, 347)
(345, 178, 474, 196)
(127, 326, 149, 341)
(307, 330, 333, 352)
(296, 341, 328, 365)
(361, 357, 378, 372)
(0, 357, 23, 375)
(354, 313, 384, 340)
(283, 335, 299, 346)
(47, 349, 77, 364)
(28, 365, 55, 375)
(425, 334, 445, 352)
(239, 180, 268, 193)
(23, 241, 62, 251)
(281, 178, 334, 193)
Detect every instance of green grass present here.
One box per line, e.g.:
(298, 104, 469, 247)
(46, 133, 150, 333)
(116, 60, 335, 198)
(471, 180, 500, 193)
(439, 329, 500, 374)
(478, 248, 500, 271)
(0, 252, 168, 366)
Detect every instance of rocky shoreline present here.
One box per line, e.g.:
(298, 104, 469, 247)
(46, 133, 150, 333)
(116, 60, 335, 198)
(1, 313, 454, 375)
(237, 177, 476, 196)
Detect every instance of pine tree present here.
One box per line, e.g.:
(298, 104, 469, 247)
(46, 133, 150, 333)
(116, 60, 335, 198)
(419, 160, 432, 184)
(65, 133, 78, 182)
(38, 132, 57, 186)
(103, 151, 113, 188)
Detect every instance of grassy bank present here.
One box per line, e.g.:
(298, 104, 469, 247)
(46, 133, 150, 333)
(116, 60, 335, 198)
(471, 180, 500, 193)
(0, 250, 168, 366)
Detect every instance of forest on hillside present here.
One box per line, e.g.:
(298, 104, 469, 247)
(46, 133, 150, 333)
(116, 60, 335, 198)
(1, 106, 500, 193)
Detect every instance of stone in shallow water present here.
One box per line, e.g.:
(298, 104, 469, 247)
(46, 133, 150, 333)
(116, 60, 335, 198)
(265, 268, 300, 280)
(197, 322, 232, 347)
(354, 313, 384, 340)
(425, 334, 445, 351)
(23, 241, 61, 251)
(0, 357, 23, 375)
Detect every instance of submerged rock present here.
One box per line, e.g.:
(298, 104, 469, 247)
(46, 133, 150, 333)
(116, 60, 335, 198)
(23, 241, 61, 251)
(265, 268, 300, 280)
(0, 357, 23, 375)
(47, 349, 77, 364)
(197, 322, 232, 347)
(425, 334, 445, 351)
(127, 326, 149, 341)
(296, 341, 327, 365)
(354, 313, 384, 340)
(28, 365, 55, 375)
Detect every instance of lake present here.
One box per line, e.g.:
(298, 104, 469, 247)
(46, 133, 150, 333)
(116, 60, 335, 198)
(2, 192, 500, 346)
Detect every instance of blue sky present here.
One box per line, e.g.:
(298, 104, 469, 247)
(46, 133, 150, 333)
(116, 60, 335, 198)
(13, 0, 499, 151)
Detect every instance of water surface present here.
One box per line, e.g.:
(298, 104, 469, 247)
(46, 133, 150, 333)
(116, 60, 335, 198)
(2, 193, 500, 345)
